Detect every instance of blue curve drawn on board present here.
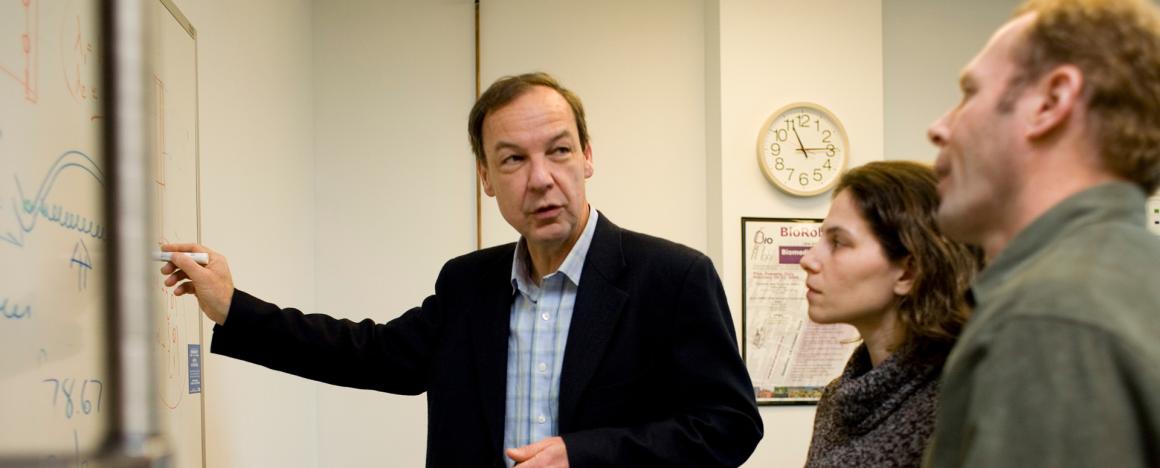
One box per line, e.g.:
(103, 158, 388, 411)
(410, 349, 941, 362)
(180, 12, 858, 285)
(2, 150, 106, 247)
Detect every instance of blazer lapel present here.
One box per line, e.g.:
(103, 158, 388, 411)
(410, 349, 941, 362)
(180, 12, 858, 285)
(558, 215, 629, 431)
(470, 246, 515, 456)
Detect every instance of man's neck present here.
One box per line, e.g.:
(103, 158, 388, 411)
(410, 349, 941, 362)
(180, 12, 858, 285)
(982, 166, 1121, 260)
(525, 243, 569, 285)
(524, 208, 591, 284)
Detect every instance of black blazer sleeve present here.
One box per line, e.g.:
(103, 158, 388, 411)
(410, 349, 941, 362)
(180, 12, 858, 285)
(208, 248, 517, 467)
(210, 287, 442, 395)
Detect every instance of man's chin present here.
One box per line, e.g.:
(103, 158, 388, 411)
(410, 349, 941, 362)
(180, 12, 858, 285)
(935, 202, 979, 243)
(524, 224, 572, 246)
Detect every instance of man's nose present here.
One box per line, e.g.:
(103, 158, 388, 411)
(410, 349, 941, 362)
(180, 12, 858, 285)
(927, 112, 950, 147)
(527, 155, 554, 190)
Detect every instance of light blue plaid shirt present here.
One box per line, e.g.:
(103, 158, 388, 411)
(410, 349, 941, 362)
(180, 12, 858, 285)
(503, 205, 598, 466)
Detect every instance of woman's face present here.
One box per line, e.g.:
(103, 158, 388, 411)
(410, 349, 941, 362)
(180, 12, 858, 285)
(800, 190, 911, 328)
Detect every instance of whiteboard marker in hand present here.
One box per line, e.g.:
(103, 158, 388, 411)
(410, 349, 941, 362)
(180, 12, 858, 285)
(154, 251, 209, 265)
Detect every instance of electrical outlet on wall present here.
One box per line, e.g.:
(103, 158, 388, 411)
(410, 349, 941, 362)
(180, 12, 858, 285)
(1148, 197, 1160, 236)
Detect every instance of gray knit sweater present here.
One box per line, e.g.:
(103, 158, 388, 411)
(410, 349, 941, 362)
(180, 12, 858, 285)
(804, 343, 947, 468)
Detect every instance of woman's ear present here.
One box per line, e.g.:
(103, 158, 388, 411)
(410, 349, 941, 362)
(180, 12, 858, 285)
(893, 256, 916, 296)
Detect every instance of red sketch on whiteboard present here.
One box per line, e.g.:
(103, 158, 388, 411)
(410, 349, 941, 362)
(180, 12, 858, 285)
(151, 72, 198, 411)
(156, 286, 185, 410)
(153, 73, 183, 410)
(0, 0, 39, 103)
(153, 75, 168, 241)
(59, 2, 99, 106)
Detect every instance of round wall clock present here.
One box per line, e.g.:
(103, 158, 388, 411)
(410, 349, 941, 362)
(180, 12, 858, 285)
(756, 102, 849, 197)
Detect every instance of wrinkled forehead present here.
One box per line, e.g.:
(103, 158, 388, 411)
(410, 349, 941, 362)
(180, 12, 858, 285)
(482, 87, 577, 149)
(487, 86, 572, 124)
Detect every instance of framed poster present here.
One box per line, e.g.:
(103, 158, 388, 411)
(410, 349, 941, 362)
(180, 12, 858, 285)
(741, 217, 859, 405)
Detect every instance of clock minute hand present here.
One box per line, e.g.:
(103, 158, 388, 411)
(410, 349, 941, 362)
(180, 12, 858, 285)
(791, 125, 809, 159)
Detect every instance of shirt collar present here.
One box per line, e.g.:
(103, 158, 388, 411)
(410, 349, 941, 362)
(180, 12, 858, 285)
(510, 205, 599, 295)
(970, 181, 1146, 304)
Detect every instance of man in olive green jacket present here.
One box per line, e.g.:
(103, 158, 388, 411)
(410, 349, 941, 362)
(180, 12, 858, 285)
(923, 0, 1160, 466)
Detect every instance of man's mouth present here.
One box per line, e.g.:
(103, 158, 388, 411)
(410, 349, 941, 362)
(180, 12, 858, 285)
(532, 205, 562, 219)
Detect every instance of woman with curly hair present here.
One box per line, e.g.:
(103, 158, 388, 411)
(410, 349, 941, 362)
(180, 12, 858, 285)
(801, 161, 981, 467)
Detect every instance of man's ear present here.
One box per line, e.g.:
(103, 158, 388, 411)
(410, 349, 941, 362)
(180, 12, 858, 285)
(477, 160, 495, 197)
(583, 143, 594, 179)
(1025, 64, 1083, 140)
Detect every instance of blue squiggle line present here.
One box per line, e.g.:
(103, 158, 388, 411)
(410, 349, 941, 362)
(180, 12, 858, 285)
(2, 150, 106, 246)
(1, 297, 32, 320)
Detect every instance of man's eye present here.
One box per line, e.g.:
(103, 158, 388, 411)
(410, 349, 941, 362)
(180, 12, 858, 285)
(960, 87, 976, 101)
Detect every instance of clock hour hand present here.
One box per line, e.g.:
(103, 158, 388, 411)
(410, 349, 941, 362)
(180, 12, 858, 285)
(791, 125, 809, 159)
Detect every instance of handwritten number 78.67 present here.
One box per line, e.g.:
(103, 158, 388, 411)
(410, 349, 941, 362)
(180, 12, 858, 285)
(42, 378, 103, 418)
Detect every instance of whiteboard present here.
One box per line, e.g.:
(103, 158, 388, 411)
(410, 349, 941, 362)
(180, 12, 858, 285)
(0, 0, 111, 459)
(0, 0, 203, 464)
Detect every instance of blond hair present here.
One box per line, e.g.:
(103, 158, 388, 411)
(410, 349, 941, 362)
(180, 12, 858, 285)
(1009, 0, 1160, 194)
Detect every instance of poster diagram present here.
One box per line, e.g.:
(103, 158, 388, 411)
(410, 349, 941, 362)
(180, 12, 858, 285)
(741, 217, 858, 404)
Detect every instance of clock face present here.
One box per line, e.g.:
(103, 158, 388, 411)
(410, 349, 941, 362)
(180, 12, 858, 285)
(757, 103, 849, 196)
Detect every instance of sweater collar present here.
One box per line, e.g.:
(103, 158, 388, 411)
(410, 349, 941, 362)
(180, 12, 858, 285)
(826, 342, 945, 435)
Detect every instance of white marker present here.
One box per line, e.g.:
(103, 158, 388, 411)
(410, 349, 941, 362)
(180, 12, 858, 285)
(154, 251, 210, 265)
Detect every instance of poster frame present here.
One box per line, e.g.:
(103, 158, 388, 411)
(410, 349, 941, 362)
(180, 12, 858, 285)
(741, 216, 857, 406)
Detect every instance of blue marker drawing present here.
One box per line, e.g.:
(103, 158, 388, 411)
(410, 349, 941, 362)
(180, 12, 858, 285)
(70, 239, 93, 290)
(0, 297, 31, 320)
(40, 377, 103, 419)
(2, 150, 106, 247)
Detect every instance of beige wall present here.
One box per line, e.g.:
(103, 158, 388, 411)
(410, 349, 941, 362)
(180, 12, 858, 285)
(311, 1, 475, 466)
(883, 0, 1021, 162)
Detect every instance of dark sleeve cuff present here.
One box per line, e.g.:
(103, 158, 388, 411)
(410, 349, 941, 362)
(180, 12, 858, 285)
(209, 288, 268, 356)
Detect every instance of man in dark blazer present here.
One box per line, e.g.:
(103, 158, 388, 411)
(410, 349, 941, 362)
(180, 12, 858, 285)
(161, 72, 762, 467)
